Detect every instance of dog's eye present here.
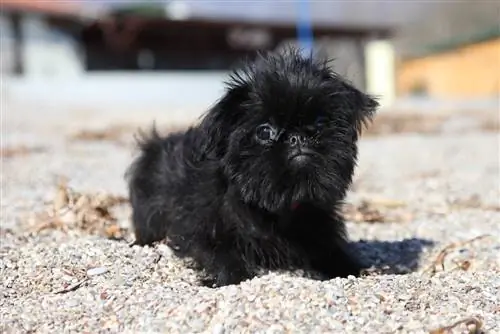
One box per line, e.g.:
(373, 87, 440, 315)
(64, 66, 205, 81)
(255, 124, 276, 143)
(314, 116, 328, 128)
(305, 117, 328, 133)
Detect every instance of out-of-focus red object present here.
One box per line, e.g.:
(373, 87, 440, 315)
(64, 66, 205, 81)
(1, 0, 81, 15)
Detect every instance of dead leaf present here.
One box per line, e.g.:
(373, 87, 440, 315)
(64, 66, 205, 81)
(104, 224, 127, 240)
(68, 123, 187, 147)
(362, 109, 498, 137)
(369, 198, 408, 209)
(363, 113, 445, 137)
(30, 213, 68, 234)
(452, 259, 472, 272)
(449, 195, 500, 212)
(29, 178, 130, 240)
(1, 145, 45, 158)
(53, 177, 70, 211)
(68, 125, 129, 142)
(343, 198, 412, 223)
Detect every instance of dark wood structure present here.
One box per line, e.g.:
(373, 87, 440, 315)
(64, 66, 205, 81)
(81, 17, 392, 71)
(1, 1, 392, 73)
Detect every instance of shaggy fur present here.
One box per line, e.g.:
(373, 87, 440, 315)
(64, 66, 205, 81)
(126, 47, 379, 287)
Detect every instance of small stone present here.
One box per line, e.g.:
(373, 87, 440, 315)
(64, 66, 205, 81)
(212, 323, 225, 334)
(86, 266, 108, 277)
(157, 244, 173, 257)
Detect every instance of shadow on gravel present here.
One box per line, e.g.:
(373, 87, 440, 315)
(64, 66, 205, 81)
(354, 238, 435, 274)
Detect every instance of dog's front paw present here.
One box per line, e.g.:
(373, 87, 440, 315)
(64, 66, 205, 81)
(200, 267, 252, 288)
(312, 249, 365, 279)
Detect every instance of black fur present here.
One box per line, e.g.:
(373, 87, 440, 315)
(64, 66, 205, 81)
(126, 47, 379, 287)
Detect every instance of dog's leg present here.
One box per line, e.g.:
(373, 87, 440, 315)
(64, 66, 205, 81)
(290, 204, 364, 279)
(192, 242, 253, 287)
(201, 265, 251, 287)
(308, 240, 363, 279)
(130, 199, 169, 246)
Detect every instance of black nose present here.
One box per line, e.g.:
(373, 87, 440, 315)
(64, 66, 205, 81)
(288, 134, 306, 147)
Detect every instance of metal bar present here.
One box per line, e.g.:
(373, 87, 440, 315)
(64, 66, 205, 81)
(296, 0, 314, 55)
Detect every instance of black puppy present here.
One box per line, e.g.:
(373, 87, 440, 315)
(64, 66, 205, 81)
(126, 47, 378, 287)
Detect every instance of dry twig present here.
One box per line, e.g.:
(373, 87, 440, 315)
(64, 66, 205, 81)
(424, 235, 492, 275)
(54, 277, 90, 294)
(429, 316, 484, 334)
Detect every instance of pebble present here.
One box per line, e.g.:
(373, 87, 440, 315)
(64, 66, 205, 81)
(212, 323, 225, 334)
(86, 267, 108, 277)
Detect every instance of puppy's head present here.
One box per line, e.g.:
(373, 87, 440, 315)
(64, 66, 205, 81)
(201, 47, 378, 212)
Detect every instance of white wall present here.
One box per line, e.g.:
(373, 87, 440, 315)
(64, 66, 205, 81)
(0, 12, 84, 78)
(365, 40, 396, 108)
(3, 72, 229, 115)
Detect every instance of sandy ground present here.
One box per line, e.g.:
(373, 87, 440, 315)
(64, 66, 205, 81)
(1, 102, 499, 333)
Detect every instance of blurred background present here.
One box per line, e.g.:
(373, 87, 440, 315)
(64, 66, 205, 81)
(1, 0, 499, 119)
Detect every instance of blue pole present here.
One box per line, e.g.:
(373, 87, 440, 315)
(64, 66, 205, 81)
(296, 0, 314, 55)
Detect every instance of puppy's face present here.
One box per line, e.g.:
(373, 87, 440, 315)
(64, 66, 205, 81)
(202, 49, 378, 212)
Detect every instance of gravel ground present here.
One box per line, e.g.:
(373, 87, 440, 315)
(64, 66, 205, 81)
(1, 103, 499, 333)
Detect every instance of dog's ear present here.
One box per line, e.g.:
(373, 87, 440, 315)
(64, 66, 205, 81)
(322, 72, 379, 138)
(200, 74, 251, 158)
(318, 59, 378, 137)
(343, 81, 379, 137)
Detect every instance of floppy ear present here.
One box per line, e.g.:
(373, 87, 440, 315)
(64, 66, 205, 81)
(337, 79, 379, 138)
(199, 77, 251, 158)
(350, 85, 379, 136)
(316, 57, 379, 139)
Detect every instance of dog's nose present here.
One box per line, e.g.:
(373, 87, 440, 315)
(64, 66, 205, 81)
(288, 134, 306, 147)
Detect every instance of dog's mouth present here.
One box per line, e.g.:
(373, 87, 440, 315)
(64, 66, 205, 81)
(288, 148, 315, 165)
